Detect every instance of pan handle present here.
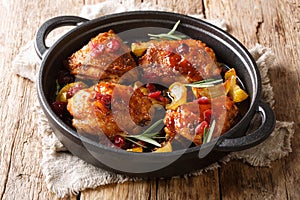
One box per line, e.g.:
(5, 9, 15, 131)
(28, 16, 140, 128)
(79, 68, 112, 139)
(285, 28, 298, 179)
(34, 16, 89, 59)
(216, 101, 275, 152)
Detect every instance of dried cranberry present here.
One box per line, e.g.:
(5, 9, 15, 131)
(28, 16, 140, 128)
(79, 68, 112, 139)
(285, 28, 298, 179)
(51, 101, 68, 119)
(176, 43, 189, 54)
(203, 109, 212, 123)
(113, 135, 125, 148)
(196, 96, 210, 104)
(148, 91, 161, 98)
(146, 83, 157, 93)
(106, 39, 120, 53)
(57, 71, 75, 86)
(195, 121, 209, 136)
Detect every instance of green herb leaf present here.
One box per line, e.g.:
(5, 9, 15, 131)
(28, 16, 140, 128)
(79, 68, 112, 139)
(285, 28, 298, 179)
(148, 20, 187, 41)
(203, 120, 216, 144)
(130, 135, 161, 147)
(121, 119, 164, 148)
(185, 79, 223, 88)
(148, 33, 186, 40)
(168, 20, 181, 35)
(124, 137, 147, 148)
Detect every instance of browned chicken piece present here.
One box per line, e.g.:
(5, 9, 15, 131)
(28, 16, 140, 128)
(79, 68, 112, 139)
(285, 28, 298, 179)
(67, 82, 153, 139)
(139, 39, 221, 85)
(67, 30, 136, 82)
(164, 96, 238, 145)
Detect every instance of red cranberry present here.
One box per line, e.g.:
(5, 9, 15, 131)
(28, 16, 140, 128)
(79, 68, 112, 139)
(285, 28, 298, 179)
(195, 121, 209, 136)
(106, 39, 120, 53)
(51, 101, 68, 119)
(148, 91, 161, 98)
(196, 96, 210, 104)
(113, 135, 125, 148)
(176, 43, 190, 54)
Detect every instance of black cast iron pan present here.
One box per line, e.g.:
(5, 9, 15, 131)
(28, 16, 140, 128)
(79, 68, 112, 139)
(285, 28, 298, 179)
(35, 11, 275, 177)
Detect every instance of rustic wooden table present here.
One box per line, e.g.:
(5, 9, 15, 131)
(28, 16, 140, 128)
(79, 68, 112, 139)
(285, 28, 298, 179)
(0, 0, 299, 199)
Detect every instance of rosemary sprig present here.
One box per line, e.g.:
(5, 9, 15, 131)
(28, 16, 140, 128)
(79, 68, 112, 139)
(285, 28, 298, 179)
(148, 20, 187, 41)
(122, 119, 164, 147)
(202, 120, 216, 144)
(185, 79, 223, 88)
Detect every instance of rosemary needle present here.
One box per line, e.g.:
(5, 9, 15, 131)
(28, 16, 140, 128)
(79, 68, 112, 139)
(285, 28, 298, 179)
(121, 119, 164, 147)
(203, 120, 216, 144)
(148, 20, 187, 41)
(185, 79, 223, 88)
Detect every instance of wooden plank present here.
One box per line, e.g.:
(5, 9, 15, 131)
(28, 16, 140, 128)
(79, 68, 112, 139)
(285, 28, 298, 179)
(205, 0, 300, 199)
(204, 0, 263, 47)
(156, 170, 220, 200)
(0, 0, 83, 199)
(220, 160, 289, 200)
(259, 0, 300, 199)
(156, 0, 204, 14)
(80, 180, 155, 200)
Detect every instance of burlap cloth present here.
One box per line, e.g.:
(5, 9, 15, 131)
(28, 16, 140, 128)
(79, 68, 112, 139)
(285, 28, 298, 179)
(13, 1, 295, 198)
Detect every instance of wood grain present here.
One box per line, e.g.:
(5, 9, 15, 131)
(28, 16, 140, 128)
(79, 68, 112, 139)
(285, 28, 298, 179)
(0, 1, 83, 199)
(80, 180, 155, 200)
(0, 0, 299, 199)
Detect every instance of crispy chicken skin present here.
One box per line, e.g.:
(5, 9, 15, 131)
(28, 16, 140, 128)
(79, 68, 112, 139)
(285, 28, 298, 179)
(164, 96, 238, 145)
(139, 39, 221, 85)
(67, 30, 136, 82)
(67, 82, 153, 139)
